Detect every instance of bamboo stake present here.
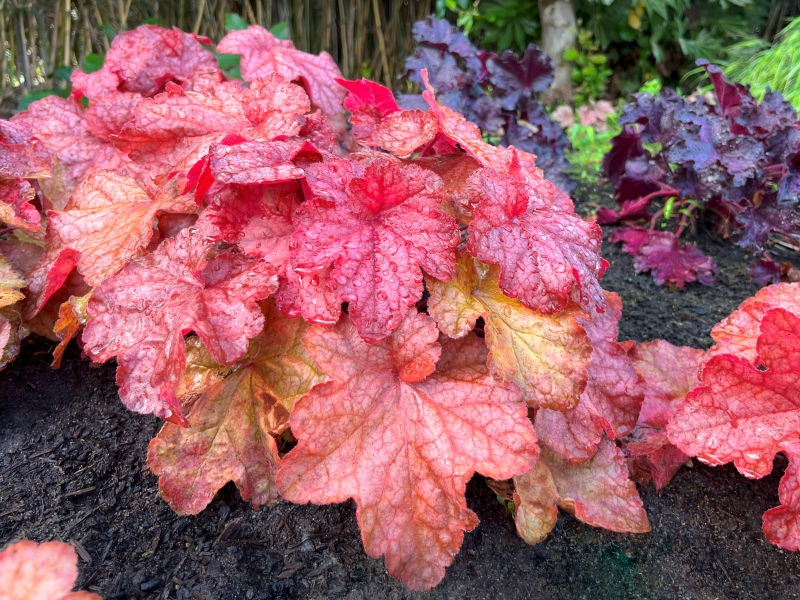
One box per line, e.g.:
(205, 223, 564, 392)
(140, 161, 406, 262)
(371, 0, 390, 86)
(19, 11, 31, 90)
(337, 0, 348, 77)
(193, 0, 206, 34)
(63, 0, 72, 68)
(29, 12, 39, 86)
(0, 5, 6, 96)
(245, 0, 257, 25)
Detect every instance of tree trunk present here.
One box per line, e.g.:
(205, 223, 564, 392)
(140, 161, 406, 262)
(538, 0, 576, 104)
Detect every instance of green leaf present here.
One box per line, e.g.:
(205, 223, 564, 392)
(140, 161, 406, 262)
(17, 88, 71, 111)
(225, 13, 249, 31)
(270, 22, 290, 40)
(53, 66, 73, 82)
(82, 53, 105, 74)
(564, 48, 580, 61)
(99, 23, 116, 38)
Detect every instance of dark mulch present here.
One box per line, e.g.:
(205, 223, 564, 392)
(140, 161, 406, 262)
(2, 184, 799, 600)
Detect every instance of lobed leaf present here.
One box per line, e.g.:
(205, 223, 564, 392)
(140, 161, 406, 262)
(535, 292, 643, 462)
(708, 282, 800, 363)
(82, 228, 277, 422)
(292, 157, 459, 342)
(668, 308, 800, 479)
(465, 159, 605, 314)
(71, 25, 221, 99)
(147, 302, 326, 514)
(514, 439, 650, 544)
(426, 252, 592, 410)
(624, 340, 705, 489)
(277, 311, 538, 590)
(217, 25, 345, 124)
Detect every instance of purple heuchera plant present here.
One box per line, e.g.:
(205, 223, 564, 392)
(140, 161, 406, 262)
(399, 17, 572, 191)
(602, 60, 800, 287)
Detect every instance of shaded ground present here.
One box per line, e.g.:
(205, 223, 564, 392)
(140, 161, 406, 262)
(2, 186, 799, 599)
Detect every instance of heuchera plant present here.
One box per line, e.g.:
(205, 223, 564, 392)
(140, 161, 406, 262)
(0, 23, 706, 591)
(668, 282, 800, 551)
(399, 17, 572, 192)
(601, 60, 800, 288)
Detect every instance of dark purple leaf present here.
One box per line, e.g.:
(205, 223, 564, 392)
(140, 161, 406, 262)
(487, 44, 554, 111)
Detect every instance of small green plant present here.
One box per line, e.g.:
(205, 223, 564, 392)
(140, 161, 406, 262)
(564, 29, 612, 105)
(724, 16, 800, 111)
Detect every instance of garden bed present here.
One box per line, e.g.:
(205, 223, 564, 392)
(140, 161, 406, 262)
(2, 187, 799, 600)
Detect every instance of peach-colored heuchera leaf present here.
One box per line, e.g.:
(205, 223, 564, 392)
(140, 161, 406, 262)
(0, 254, 28, 370)
(624, 339, 705, 489)
(535, 292, 643, 462)
(514, 438, 650, 544)
(0, 540, 100, 600)
(52, 292, 92, 369)
(707, 282, 800, 363)
(23, 173, 196, 318)
(81, 228, 277, 423)
(425, 252, 592, 410)
(291, 157, 459, 342)
(277, 310, 538, 591)
(147, 301, 326, 514)
(668, 308, 800, 479)
(217, 26, 346, 124)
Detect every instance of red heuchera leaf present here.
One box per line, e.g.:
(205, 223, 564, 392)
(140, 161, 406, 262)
(0, 540, 100, 600)
(114, 82, 251, 179)
(613, 226, 717, 288)
(197, 182, 300, 265)
(209, 140, 316, 184)
(83, 92, 143, 140)
(147, 302, 326, 514)
(277, 310, 538, 590)
(23, 174, 196, 318)
(81, 228, 277, 422)
(708, 282, 800, 363)
(465, 158, 605, 314)
(338, 78, 400, 115)
(535, 292, 643, 462)
(762, 447, 800, 551)
(12, 96, 110, 195)
(624, 340, 705, 489)
(668, 308, 800, 550)
(667, 308, 800, 479)
(71, 25, 220, 98)
(292, 157, 459, 341)
(0, 120, 50, 179)
(241, 74, 311, 137)
(194, 182, 339, 322)
(338, 78, 438, 157)
(0, 179, 41, 232)
(513, 438, 650, 544)
(217, 26, 345, 124)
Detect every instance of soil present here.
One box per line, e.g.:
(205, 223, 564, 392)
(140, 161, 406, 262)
(2, 184, 800, 600)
